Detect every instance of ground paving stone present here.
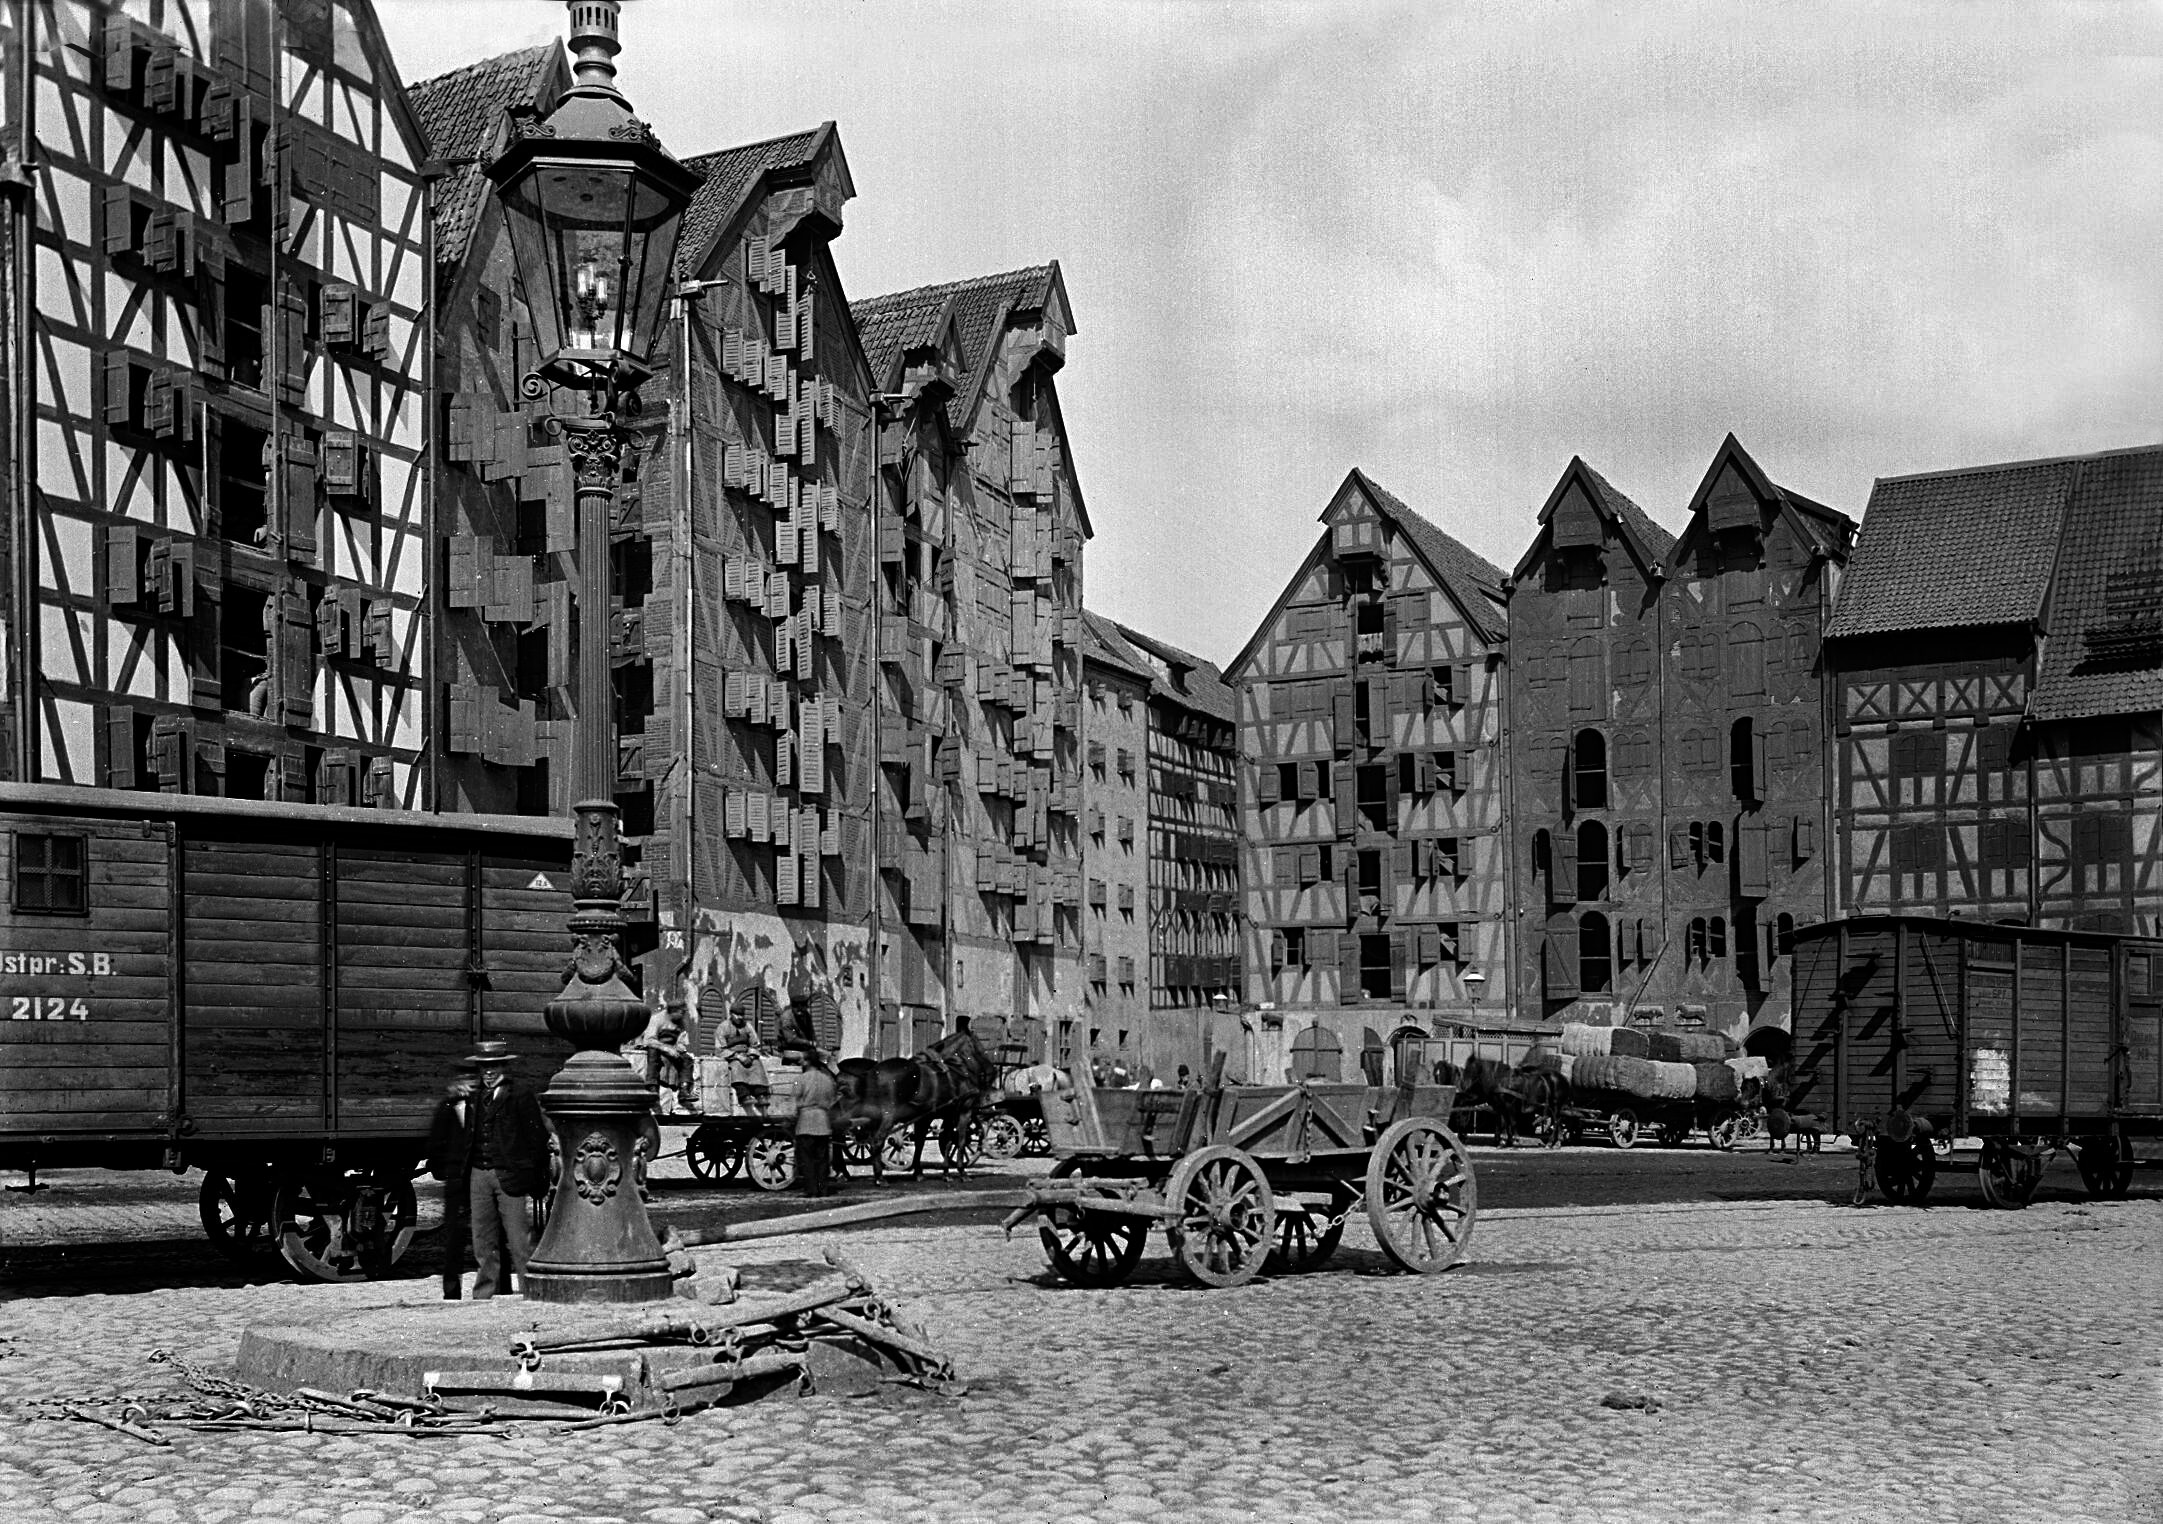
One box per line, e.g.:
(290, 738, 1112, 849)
(1, 1195, 2158, 1520)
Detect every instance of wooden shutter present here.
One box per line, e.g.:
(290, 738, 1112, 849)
(1257, 765, 1280, 805)
(1550, 830, 1578, 904)
(1749, 724, 1768, 801)
(106, 524, 140, 605)
(1558, 743, 1574, 814)
(280, 434, 318, 563)
(1389, 931, 1410, 1001)
(1793, 814, 1817, 863)
(1333, 761, 1356, 823)
(319, 283, 358, 347)
(1333, 687, 1357, 746)
(1670, 824, 1691, 869)
(1337, 931, 1364, 995)
(1737, 822, 1769, 899)
(149, 715, 190, 792)
(1543, 925, 1580, 1000)
(276, 589, 314, 725)
(103, 705, 136, 788)
(1731, 624, 1765, 696)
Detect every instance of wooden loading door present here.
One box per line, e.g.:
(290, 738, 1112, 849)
(181, 835, 325, 1131)
(333, 848, 473, 1135)
(2123, 945, 2161, 1112)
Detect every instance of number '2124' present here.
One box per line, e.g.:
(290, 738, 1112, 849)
(9, 997, 88, 1020)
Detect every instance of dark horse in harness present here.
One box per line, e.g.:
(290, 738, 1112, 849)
(1439, 1053, 1558, 1149)
(836, 1026, 1000, 1184)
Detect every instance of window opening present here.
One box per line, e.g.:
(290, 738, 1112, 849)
(1579, 912, 1612, 994)
(1356, 764, 1389, 831)
(13, 833, 87, 914)
(1573, 729, 1608, 809)
(215, 417, 269, 546)
(1359, 934, 1393, 1000)
(1576, 820, 1609, 902)
(222, 584, 269, 715)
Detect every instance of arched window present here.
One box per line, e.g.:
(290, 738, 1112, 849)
(1731, 717, 1763, 803)
(1579, 912, 1613, 994)
(1709, 917, 1728, 959)
(1688, 917, 1708, 963)
(1577, 820, 1609, 902)
(1775, 912, 1796, 958)
(1533, 828, 1552, 881)
(1688, 821, 1705, 867)
(1731, 620, 1764, 696)
(1573, 729, 1608, 809)
(1706, 821, 1725, 863)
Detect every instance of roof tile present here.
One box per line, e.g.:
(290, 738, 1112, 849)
(408, 45, 564, 267)
(1110, 620, 1238, 725)
(676, 128, 828, 278)
(850, 266, 1056, 429)
(1352, 471, 1511, 643)
(2026, 446, 2163, 722)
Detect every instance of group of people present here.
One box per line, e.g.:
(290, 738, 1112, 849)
(426, 1008, 844, 1299)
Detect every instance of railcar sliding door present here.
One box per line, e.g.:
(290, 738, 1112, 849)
(181, 833, 325, 1130)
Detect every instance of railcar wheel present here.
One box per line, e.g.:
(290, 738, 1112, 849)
(273, 1174, 416, 1283)
(1365, 1117, 1477, 1274)
(1038, 1160, 1149, 1287)
(199, 1171, 276, 1261)
(1877, 1139, 1936, 1205)
(684, 1125, 742, 1183)
(1021, 1116, 1052, 1157)
(2076, 1137, 2134, 1200)
(1267, 1185, 1353, 1273)
(1609, 1110, 1640, 1151)
(746, 1136, 797, 1192)
(977, 1112, 1025, 1160)
(1165, 1146, 1276, 1289)
(1978, 1138, 2043, 1209)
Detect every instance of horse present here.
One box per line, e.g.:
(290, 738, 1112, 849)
(835, 1025, 1000, 1184)
(1452, 1054, 1557, 1149)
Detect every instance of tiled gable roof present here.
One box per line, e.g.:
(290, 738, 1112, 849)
(1351, 471, 1510, 643)
(849, 285, 952, 392)
(408, 44, 564, 267)
(850, 266, 1058, 428)
(676, 127, 829, 279)
(2026, 445, 2163, 723)
(1579, 462, 1678, 566)
(1081, 610, 1151, 684)
(1827, 457, 2081, 640)
(1112, 621, 1238, 725)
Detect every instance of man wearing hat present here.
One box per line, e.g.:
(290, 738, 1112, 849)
(793, 1047, 840, 1199)
(428, 1040, 550, 1298)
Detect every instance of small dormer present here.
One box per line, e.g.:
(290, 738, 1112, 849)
(1545, 481, 1607, 590)
(1002, 267, 1074, 375)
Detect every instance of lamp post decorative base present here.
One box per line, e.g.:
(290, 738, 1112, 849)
(522, 800, 675, 1305)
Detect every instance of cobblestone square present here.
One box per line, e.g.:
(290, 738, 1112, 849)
(3, 1167, 2157, 1524)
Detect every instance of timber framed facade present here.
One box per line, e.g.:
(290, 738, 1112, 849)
(1078, 611, 1150, 1071)
(9, 0, 435, 808)
(1505, 438, 1853, 1039)
(1229, 469, 1510, 1081)
(851, 265, 1088, 1061)
(1825, 444, 2163, 939)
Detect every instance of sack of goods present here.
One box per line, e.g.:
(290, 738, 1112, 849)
(1558, 1023, 1614, 1058)
(1521, 1045, 1563, 1073)
(1552, 1052, 1576, 1084)
(1647, 1030, 1734, 1064)
(1725, 1055, 1771, 1085)
(1646, 1061, 1698, 1101)
(1572, 1053, 1659, 1097)
(1693, 1060, 1739, 1104)
(1606, 1026, 1653, 1060)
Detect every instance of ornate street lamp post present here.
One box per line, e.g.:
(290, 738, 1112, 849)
(487, 0, 699, 1304)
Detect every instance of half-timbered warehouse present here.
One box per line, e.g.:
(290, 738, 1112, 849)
(1506, 438, 1853, 1039)
(7, 0, 435, 806)
(1228, 469, 1510, 1083)
(416, 47, 878, 1052)
(1078, 611, 1152, 1074)
(1824, 443, 2163, 937)
(850, 265, 1088, 1059)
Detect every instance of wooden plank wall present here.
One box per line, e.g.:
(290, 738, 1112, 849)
(479, 851, 578, 1096)
(334, 849, 470, 1130)
(0, 815, 174, 1132)
(182, 836, 324, 1129)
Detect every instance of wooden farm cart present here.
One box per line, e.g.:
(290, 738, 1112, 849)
(1790, 916, 2163, 1207)
(668, 1062, 810, 1192)
(1003, 1062, 1477, 1289)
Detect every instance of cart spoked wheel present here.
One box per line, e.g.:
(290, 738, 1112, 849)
(685, 1125, 742, 1183)
(977, 1112, 1025, 1160)
(939, 1118, 981, 1172)
(1165, 1145, 1276, 1289)
(1531, 1105, 1563, 1150)
(839, 1128, 875, 1173)
(1876, 1138, 1935, 1205)
(199, 1170, 277, 1261)
(1021, 1116, 1052, 1157)
(1977, 1138, 2043, 1209)
(1038, 1160, 1149, 1287)
(2076, 1137, 2134, 1200)
(1366, 1117, 1477, 1274)
(1608, 1110, 1640, 1150)
(881, 1129, 920, 1173)
(745, 1136, 797, 1192)
(1707, 1110, 1744, 1153)
(274, 1174, 416, 1283)
(1267, 1184, 1353, 1274)
(1656, 1120, 1692, 1148)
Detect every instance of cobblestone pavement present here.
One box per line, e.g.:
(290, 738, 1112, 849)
(2, 1174, 2158, 1524)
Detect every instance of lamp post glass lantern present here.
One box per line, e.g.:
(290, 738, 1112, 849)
(486, 0, 695, 1306)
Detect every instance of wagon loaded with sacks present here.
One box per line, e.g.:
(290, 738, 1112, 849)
(1523, 1023, 1769, 1149)
(1001, 1056, 1476, 1288)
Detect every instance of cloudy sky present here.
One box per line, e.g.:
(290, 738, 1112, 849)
(377, 0, 2163, 665)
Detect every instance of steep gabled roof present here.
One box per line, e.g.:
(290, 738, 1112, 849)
(1349, 470, 1508, 643)
(1826, 455, 2084, 641)
(2024, 445, 2163, 722)
(1081, 610, 1152, 685)
(850, 284, 956, 393)
(1511, 457, 1678, 585)
(1673, 433, 1857, 563)
(408, 44, 567, 267)
(676, 125, 843, 279)
(850, 264, 1069, 428)
(1113, 621, 1238, 726)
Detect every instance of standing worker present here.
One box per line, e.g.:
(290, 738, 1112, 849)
(425, 1059, 480, 1299)
(794, 1047, 840, 1198)
(435, 1040, 550, 1298)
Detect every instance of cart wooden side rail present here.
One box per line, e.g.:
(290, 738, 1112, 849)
(1003, 1055, 1477, 1289)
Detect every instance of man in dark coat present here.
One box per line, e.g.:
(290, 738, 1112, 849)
(427, 1040, 550, 1298)
(426, 1059, 479, 1299)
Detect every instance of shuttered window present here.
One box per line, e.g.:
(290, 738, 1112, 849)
(12, 833, 87, 914)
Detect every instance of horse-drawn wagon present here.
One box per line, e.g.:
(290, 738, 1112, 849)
(1004, 1058, 1477, 1288)
(1522, 1024, 1761, 1150)
(1790, 915, 2161, 1206)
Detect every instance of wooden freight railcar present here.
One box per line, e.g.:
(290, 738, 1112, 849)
(1789, 915, 2161, 1206)
(0, 783, 577, 1279)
